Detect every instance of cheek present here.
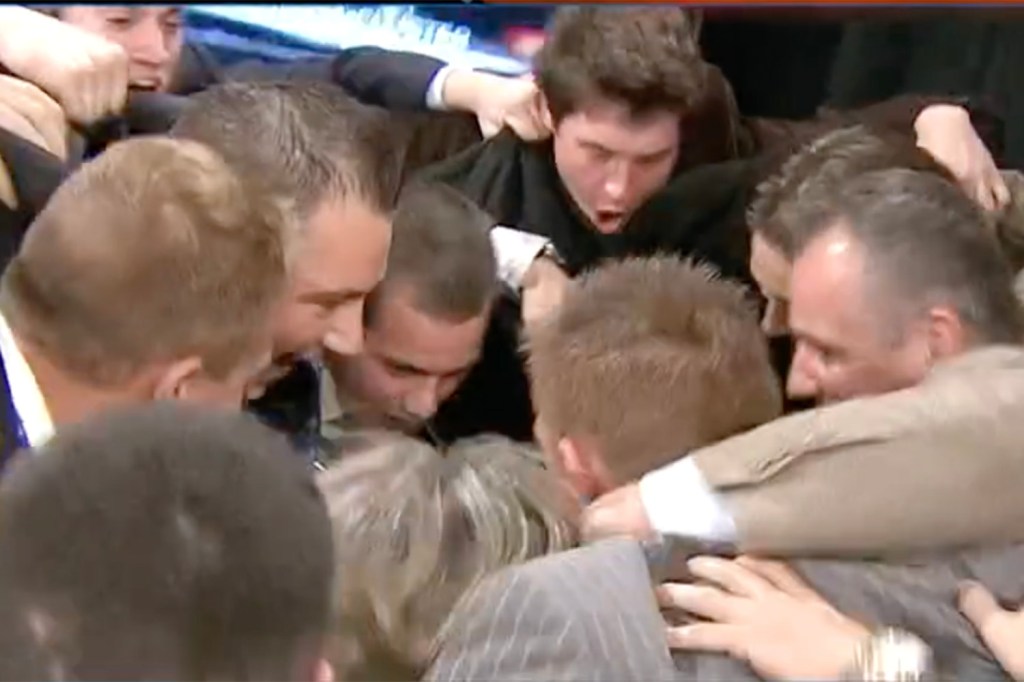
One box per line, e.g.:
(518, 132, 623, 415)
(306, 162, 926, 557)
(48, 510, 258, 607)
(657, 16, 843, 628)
(553, 140, 603, 195)
(359, 360, 407, 400)
(273, 304, 328, 354)
(821, 359, 892, 402)
(631, 160, 675, 201)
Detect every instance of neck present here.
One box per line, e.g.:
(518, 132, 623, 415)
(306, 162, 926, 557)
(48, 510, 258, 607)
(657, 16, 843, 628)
(16, 334, 142, 430)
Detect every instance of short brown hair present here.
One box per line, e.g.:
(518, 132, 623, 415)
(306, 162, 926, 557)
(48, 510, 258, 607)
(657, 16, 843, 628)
(529, 256, 781, 484)
(0, 137, 285, 385)
(172, 81, 402, 253)
(749, 125, 954, 258)
(367, 182, 497, 326)
(319, 434, 578, 681)
(535, 7, 705, 124)
(789, 168, 1024, 345)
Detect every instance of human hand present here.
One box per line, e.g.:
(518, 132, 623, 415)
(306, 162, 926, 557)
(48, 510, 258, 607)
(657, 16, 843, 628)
(915, 104, 1009, 212)
(657, 555, 870, 680)
(521, 255, 570, 332)
(0, 75, 70, 161)
(581, 482, 657, 542)
(959, 580, 1024, 680)
(442, 70, 550, 141)
(0, 6, 129, 125)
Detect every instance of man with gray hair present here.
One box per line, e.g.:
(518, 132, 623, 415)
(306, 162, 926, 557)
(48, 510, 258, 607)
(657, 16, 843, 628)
(783, 167, 1023, 404)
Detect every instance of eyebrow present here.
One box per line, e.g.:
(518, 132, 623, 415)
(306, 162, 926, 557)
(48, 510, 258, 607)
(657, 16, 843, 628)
(297, 289, 362, 307)
(580, 139, 673, 161)
(381, 352, 479, 378)
(792, 327, 843, 355)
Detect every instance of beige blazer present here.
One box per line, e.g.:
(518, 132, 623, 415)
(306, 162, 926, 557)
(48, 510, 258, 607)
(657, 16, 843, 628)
(691, 345, 1024, 556)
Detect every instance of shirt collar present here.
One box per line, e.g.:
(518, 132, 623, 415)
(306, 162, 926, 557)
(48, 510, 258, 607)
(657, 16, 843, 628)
(320, 368, 345, 425)
(0, 313, 53, 447)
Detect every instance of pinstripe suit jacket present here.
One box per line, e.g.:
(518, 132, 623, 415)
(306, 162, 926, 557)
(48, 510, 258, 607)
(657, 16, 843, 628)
(426, 537, 1023, 681)
(425, 538, 678, 682)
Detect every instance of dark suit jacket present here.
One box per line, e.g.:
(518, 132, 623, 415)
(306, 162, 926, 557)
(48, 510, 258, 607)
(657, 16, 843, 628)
(172, 41, 445, 111)
(428, 537, 1021, 681)
(0, 129, 66, 272)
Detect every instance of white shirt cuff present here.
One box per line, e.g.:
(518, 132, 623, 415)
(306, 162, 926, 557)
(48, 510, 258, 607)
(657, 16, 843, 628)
(638, 456, 737, 543)
(489, 225, 551, 291)
(425, 64, 457, 111)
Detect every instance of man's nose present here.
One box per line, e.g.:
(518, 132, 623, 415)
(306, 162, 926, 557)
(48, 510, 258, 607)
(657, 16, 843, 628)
(785, 342, 819, 400)
(323, 304, 364, 356)
(403, 378, 440, 420)
(603, 161, 630, 202)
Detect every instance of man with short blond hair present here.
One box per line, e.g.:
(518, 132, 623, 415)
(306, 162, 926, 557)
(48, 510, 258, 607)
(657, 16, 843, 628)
(0, 136, 285, 469)
(529, 255, 781, 500)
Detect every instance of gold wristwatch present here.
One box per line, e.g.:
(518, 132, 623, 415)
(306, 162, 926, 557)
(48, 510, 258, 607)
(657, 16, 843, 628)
(844, 628, 935, 681)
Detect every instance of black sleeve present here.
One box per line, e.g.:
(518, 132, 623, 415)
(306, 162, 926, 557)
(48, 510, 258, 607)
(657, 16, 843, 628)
(0, 127, 67, 270)
(174, 42, 445, 110)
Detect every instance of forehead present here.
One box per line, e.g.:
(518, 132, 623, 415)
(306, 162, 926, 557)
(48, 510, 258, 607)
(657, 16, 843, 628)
(557, 99, 680, 156)
(789, 227, 873, 342)
(293, 197, 392, 292)
(749, 232, 792, 301)
(367, 287, 488, 373)
(64, 5, 182, 19)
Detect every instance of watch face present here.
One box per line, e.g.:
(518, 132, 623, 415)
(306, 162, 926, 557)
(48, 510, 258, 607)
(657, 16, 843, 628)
(860, 629, 933, 682)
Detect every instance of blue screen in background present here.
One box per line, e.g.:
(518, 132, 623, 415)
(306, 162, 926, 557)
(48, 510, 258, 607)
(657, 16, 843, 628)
(185, 5, 530, 75)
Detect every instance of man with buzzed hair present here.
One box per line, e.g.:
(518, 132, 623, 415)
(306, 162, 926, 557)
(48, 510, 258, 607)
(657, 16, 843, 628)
(322, 182, 534, 445)
(427, 255, 782, 680)
(0, 403, 334, 680)
(0, 136, 285, 470)
(529, 255, 782, 501)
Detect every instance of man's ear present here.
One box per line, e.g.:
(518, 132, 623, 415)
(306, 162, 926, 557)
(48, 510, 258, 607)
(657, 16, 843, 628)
(925, 305, 968, 362)
(557, 435, 601, 500)
(151, 356, 204, 401)
(537, 90, 556, 135)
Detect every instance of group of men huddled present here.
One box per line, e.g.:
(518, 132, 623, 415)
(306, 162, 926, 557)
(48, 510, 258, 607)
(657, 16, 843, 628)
(1, 4, 1024, 681)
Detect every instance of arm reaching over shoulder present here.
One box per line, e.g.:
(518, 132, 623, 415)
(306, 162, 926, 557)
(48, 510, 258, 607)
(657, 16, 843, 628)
(0, 76, 69, 163)
(914, 104, 1009, 212)
(0, 6, 128, 126)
